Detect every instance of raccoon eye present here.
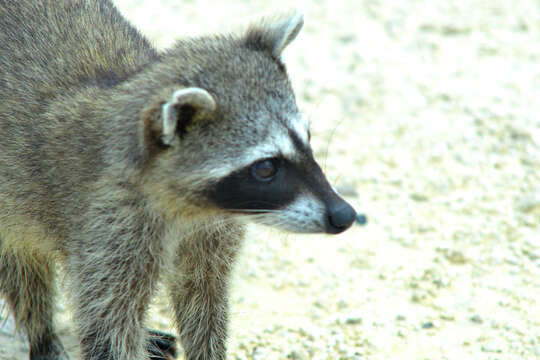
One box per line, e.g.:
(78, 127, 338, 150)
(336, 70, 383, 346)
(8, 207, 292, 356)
(251, 159, 278, 181)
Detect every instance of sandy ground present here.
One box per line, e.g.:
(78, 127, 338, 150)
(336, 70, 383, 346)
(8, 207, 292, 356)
(1, 0, 539, 359)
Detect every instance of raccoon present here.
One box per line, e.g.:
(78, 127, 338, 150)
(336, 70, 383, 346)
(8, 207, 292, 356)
(0, 1, 357, 359)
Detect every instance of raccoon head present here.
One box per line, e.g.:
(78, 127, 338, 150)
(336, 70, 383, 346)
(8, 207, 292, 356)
(142, 12, 356, 234)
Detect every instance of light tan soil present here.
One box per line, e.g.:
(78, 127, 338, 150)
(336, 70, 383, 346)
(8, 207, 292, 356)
(1, 0, 539, 359)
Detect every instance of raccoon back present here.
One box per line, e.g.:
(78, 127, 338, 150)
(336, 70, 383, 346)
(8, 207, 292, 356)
(0, 0, 157, 238)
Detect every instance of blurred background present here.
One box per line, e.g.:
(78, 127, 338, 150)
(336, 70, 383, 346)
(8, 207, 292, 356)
(2, 1, 539, 359)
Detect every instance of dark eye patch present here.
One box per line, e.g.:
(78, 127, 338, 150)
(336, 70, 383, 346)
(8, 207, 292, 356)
(209, 158, 299, 211)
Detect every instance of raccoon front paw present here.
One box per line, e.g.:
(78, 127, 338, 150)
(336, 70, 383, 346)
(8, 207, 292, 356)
(29, 334, 70, 360)
(148, 329, 178, 360)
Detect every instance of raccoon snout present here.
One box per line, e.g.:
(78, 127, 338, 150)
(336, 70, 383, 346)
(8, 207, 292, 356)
(325, 200, 357, 234)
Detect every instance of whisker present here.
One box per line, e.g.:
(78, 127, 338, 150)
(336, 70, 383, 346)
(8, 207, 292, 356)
(305, 94, 346, 173)
(228, 209, 284, 214)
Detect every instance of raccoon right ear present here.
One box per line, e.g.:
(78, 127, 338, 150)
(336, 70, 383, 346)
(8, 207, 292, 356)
(161, 88, 216, 145)
(245, 11, 304, 59)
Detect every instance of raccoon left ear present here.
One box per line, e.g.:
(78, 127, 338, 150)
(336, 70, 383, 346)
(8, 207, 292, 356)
(245, 11, 304, 59)
(161, 88, 216, 145)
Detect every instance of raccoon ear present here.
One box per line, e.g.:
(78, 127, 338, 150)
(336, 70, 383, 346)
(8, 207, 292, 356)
(245, 11, 304, 59)
(161, 87, 216, 145)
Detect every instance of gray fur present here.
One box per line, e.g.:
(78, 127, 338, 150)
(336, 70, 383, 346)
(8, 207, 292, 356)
(0, 1, 353, 360)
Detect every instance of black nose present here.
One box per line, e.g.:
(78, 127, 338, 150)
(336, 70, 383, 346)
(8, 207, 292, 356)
(326, 201, 357, 234)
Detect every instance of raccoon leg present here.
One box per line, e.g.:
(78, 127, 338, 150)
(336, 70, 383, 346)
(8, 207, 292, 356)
(68, 246, 158, 360)
(0, 246, 69, 360)
(66, 207, 163, 360)
(169, 221, 244, 360)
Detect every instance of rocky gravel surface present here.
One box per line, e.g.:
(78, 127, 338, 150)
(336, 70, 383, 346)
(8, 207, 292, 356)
(2, 0, 539, 359)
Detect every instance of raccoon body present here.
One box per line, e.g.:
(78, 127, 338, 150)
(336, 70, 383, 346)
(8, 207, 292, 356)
(0, 1, 356, 359)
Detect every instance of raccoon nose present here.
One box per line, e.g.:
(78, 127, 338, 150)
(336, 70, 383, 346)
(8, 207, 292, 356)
(326, 200, 357, 234)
